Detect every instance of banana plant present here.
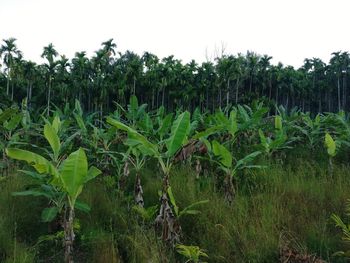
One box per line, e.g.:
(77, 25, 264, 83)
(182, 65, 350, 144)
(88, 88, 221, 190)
(176, 244, 209, 263)
(6, 116, 101, 263)
(121, 147, 147, 207)
(107, 111, 191, 245)
(209, 140, 262, 203)
(258, 115, 295, 160)
(324, 132, 338, 177)
(0, 106, 25, 176)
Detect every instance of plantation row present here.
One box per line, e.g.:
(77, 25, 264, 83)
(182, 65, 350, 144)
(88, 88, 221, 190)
(1, 97, 350, 262)
(1, 38, 350, 115)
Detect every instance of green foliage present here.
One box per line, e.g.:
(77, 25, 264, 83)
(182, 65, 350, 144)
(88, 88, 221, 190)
(211, 140, 232, 168)
(176, 244, 208, 263)
(325, 133, 337, 157)
(332, 200, 350, 259)
(166, 111, 190, 157)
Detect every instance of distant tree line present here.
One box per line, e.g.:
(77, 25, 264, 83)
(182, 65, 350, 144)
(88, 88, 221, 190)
(0, 38, 349, 113)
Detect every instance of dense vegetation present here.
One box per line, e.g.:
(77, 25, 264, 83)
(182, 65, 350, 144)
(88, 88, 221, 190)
(0, 38, 350, 114)
(0, 97, 350, 262)
(1, 38, 350, 263)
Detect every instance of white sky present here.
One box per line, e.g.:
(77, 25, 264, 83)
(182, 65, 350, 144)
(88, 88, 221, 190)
(1, 0, 349, 68)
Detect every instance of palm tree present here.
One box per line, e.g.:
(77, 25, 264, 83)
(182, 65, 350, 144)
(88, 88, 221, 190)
(142, 52, 159, 109)
(41, 43, 58, 116)
(56, 55, 70, 105)
(0, 38, 22, 98)
(22, 61, 37, 107)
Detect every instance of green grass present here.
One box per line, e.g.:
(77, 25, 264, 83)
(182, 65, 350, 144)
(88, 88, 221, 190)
(0, 157, 350, 262)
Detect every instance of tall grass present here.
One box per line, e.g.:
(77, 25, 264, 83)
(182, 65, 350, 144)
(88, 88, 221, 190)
(0, 156, 349, 262)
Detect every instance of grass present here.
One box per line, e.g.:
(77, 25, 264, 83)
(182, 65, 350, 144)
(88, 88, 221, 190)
(0, 155, 350, 262)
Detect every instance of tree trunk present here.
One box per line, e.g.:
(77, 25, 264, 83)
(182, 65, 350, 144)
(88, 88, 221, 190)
(226, 79, 230, 108)
(275, 87, 279, 115)
(29, 83, 33, 108)
(162, 87, 165, 107)
(343, 73, 347, 110)
(63, 205, 75, 263)
(47, 76, 52, 117)
(337, 77, 341, 111)
(11, 83, 14, 101)
(235, 78, 239, 104)
(6, 73, 10, 96)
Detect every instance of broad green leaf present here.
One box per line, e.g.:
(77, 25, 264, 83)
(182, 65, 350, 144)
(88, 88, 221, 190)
(0, 108, 18, 124)
(52, 115, 61, 133)
(85, 166, 102, 183)
(238, 105, 250, 122)
(325, 133, 336, 157)
(41, 207, 59, 222)
(44, 123, 60, 160)
(6, 148, 59, 178)
(166, 111, 191, 158)
(212, 140, 232, 168)
(179, 200, 209, 218)
(235, 151, 261, 170)
(192, 125, 223, 139)
(75, 200, 91, 213)
(107, 117, 159, 157)
(259, 129, 267, 146)
(228, 110, 238, 136)
(4, 113, 22, 131)
(12, 190, 53, 199)
(74, 99, 83, 116)
(157, 113, 173, 139)
(275, 115, 283, 130)
(129, 95, 138, 120)
(59, 148, 88, 205)
(74, 113, 87, 134)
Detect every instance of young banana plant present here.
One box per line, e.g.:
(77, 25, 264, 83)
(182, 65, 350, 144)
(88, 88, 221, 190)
(107, 111, 191, 245)
(324, 132, 338, 177)
(258, 115, 294, 160)
(121, 147, 147, 207)
(0, 107, 24, 176)
(209, 140, 262, 204)
(176, 244, 209, 263)
(6, 116, 101, 263)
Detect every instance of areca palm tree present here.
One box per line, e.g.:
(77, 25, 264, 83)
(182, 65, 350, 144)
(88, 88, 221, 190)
(0, 38, 22, 98)
(41, 43, 58, 116)
(22, 61, 37, 107)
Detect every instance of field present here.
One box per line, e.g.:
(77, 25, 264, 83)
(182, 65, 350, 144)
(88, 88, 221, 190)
(0, 98, 350, 263)
(1, 38, 350, 262)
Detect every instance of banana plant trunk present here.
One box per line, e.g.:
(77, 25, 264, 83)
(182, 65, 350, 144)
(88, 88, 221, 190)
(224, 172, 235, 204)
(47, 76, 52, 117)
(155, 174, 181, 245)
(134, 172, 144, 207)
(328, 157, 333, 178)
(63, 205, 75, 263)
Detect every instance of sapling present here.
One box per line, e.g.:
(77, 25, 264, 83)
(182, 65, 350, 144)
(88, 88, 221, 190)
(209, 140, 262, 204)
(176, 244, 209, 263)
(121, 148, 147, 207)
(324, 132, 337, 177)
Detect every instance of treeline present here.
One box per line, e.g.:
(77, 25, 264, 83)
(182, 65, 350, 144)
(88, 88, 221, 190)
(0, 38, 349, 113)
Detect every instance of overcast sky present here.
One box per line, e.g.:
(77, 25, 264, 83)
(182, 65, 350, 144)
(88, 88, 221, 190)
(1, 0, 349, 68)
